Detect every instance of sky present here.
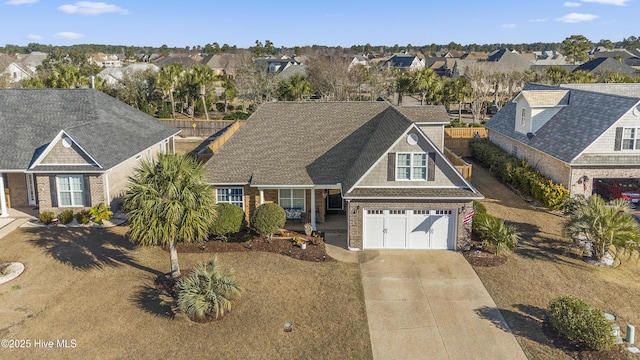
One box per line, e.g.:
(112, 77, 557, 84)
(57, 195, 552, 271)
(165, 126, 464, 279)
(1, 0, 638, 48)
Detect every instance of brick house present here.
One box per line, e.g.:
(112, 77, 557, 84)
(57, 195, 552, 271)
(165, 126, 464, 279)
(204, 102, 483, 250)
(0, 89, 179, 217)
(484, 83, 640, 197)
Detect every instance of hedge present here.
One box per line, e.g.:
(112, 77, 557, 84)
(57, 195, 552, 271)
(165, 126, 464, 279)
(470, 138, 569, 210)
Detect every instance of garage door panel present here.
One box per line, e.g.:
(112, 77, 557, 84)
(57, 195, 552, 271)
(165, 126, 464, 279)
(409, 211, 431, 249)
(386, 210, 407, 249)
(365, 210, 385, 249)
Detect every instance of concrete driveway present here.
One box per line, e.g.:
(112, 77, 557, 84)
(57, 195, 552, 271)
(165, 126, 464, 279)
(360, 250, 527, 360)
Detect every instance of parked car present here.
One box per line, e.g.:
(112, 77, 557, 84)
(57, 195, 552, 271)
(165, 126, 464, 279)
(593, 178, 640, 203)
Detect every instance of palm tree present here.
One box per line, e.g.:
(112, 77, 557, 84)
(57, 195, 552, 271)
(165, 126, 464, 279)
(568, 70, 597, 84)
(443, 77, 472, 121)
(157, 63, 184, 119)
(395, 72, 413, 106)
(413, 68, 440, 105)
(177, 257, 242, 321)
(189, 64, 214, 120)
(278, 74, 312, 101)
(564, 195, 639, 262)
(477, 216, 520, 255)
(122, 153, 217, 278)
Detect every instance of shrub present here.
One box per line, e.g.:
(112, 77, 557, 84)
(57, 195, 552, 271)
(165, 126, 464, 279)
(57, 209, 74, 224)
(470, 138, 569, 210)
(547, 295, 615, 351)
(90, 203, 113, 224)
(215, 102, 225, 112)
(476, 216, 519, 254)
(176, 257, 242, 321)
(75, 209, 92, 224)
(38, 211, 56, 225)
(210, 203, 245, 239)
(251, 203, 286, 242)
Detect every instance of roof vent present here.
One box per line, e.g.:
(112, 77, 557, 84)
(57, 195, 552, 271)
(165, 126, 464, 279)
(526, 132, 534, 139)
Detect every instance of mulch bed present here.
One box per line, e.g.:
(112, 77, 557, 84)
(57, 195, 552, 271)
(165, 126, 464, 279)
(463, 241, 507, 267)
(164, 230, 334, 263)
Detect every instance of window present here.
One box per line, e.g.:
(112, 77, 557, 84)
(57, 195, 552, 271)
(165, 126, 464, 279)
(57, 175, 85, 207)
(622, 127, 640, 150)
(216, 188, 244, 208)
(279, 189, 305, 210)
(521, 108, 526, 126)
(396, 153, 427, 180)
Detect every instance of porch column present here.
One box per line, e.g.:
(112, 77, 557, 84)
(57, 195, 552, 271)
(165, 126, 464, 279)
(310, 188, 316, 230)
(259, 189, 264, 205)
(0, 174, 8, 217)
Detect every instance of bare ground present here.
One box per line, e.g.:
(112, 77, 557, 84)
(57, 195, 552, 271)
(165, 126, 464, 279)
(469, 161, 640, 360)
(0, 226, 371, 359)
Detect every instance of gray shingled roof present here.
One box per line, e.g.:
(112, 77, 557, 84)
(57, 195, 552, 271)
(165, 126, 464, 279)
(0, 89, 179, 171)
(205, 102, 457, 188)
(395, 106, 450, 123)
(573, 57, 638, 77)
(344, 187, 481, 199)
(485, 83, 640, 164)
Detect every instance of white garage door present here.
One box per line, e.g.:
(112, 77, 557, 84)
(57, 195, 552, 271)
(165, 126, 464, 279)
(364, 209, 455, 249)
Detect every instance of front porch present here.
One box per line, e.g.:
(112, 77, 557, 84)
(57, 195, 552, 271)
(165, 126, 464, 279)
(285, 213, 347, 234)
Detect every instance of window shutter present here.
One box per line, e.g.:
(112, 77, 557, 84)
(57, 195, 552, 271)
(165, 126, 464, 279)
(427, 152, 436, 181)
(614, 127, 623, 151)
(49, 176, 58, 208)
(83, 175, 92, 207)
(387, 153, 396, 181)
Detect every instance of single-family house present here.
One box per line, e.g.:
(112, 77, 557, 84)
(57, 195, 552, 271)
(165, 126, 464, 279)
(383, 54, 425, 72)
(484, 83, 640, 197)
(0, 89, 180, 217)
(201, 53, 237, 77)
(204, 102, 483, 250)
(572, 57, 638, 78)
(349, 55, 370, 71)
(97, 63, 160, 86)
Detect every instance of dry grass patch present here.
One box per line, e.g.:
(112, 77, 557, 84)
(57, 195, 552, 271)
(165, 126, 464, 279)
(0, 226, 371, 359)
(470, 163, 640, 360)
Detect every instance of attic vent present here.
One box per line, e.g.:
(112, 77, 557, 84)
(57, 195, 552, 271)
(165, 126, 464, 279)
(407, 133, 418, 145)
(62, 137, 72, 148)
(634, 106, 640, 117)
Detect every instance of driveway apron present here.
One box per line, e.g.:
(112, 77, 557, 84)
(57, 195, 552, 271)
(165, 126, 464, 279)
(360, 250, 527, 360)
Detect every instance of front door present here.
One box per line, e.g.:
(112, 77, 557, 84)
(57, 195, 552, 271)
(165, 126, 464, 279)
(326, 189, 343, 210)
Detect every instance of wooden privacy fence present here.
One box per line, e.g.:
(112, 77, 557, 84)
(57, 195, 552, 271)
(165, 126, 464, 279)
(444, 147, 473, 181)
(444, 127, 488, 157)
(158, 119, 236, 137)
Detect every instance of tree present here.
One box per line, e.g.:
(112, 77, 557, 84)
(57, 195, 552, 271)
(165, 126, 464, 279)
(464, 65, 493, 123)
(306, 51, 350, 100)
(156, 63, 184, 119)
(278, 73, 312, 101)
(188, 64, 215, 120)
(122, 153, 217, 278)
(561, 35, 592, 64)
(567, 70, 596, 84)
(412, 68, 440, 105)
(442, 77, 472, 120)
(176, 257, 242, 321)
(544, 66, 568, 85)
(251, 203, 286, 242)
(394, 72, 413, 106)
(348, 64, 370, 100)
(564, 195, 639, 263)
(234, 53, 279, 106)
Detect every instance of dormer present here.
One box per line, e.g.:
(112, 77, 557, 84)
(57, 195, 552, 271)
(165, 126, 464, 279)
(512, 90, 570, 135)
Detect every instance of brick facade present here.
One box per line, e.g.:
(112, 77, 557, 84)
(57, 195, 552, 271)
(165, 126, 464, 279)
(346, 199, 473, 250)
(36, 174, 105, 213)
(6, 173, 29, 208)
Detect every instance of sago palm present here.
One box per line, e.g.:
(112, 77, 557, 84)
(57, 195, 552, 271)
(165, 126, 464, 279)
(122, 153, 216, 278)
(565, 195, 639, 262)
(177, 257, 242, 321)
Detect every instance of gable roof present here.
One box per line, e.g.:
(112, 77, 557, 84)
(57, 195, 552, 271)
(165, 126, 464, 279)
(573, 57, 638, 77)
(485, 83, 640, 164)
(0, 89, 179, 172)
(515, 90, 570, 107)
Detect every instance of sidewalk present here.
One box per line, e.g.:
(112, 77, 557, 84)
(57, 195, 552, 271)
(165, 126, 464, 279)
(0, 208, 36, 240)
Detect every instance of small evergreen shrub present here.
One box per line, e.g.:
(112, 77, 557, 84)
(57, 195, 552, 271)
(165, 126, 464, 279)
(476, 216, 519, 254)
(38, 211, 56, 225)
(547, 295, 615, 351)
(57, 209, 74, 224)
(90, 203, 113, 224)
(251, 203, 286, 242)
(75, 209, 92, 224)
(210, 203, 245, 239)
(215, 102, 225, 112)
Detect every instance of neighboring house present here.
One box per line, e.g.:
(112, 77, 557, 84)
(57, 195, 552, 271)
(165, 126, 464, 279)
(532, 50, 570, 65)
(484, 83, 640, 197)
(97, 63, 160, 86)
(572, 57, 638, 78)
(204, 102, 483, 250)
(255, 57, 301, 74)
(154, 55, 200, 69)
(348, 55, 370, 70)
(201, 53, 237, 77)
(592, 49, 640, 67)
(277, 64, 307, 81)
(2, 62, 32, 83)
(382, 54, 425, 72)
(0, 89, 180, 217)
(91, 53, 122, 68)
(1, 51, 47, 84)
(452, 50, 532, 77)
